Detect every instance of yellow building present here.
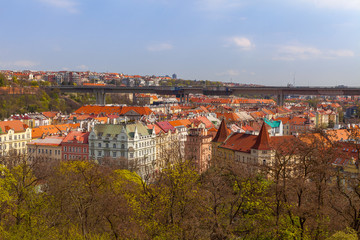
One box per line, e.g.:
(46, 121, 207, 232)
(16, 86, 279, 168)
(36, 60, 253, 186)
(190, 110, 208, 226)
(0, 120, 32, 156)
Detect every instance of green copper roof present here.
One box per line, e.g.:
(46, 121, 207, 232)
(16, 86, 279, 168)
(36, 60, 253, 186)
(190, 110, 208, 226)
(94, 123, 151, 139)
(264, 118, 281, 128)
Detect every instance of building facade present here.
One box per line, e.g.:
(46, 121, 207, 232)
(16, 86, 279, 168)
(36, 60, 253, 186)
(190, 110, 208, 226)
(0, 120, 32, 156)
(185, 127, 212, 173)
(27, 136, 64, 161)
(89, 123, 156, 179)
(61, 131, 90, 160)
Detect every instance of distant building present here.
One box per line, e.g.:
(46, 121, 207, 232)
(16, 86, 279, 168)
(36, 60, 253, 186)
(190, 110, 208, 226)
(172, 73, 177, 79)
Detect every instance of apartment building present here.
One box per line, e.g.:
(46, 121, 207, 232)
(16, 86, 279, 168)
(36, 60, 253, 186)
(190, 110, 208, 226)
(89, 123, 156, 179)
(0, 120, 32, 156)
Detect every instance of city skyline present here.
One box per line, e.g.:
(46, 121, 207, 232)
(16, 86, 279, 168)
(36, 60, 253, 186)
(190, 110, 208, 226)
(1, 0, 359, 86)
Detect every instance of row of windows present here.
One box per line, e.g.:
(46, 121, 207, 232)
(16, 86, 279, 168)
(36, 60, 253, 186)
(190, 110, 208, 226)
(91, 143, 126, 149)
(64, 146, 87, 153)
(91, 150, 126, 158)
(0, 142, 27, 149)
(28, 148, 61, 155)
(64, 154, 87, 160)
(1, 134, 30, 142)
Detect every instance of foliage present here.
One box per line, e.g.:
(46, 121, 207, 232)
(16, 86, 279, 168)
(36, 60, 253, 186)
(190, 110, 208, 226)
(0, 143, 359, 240)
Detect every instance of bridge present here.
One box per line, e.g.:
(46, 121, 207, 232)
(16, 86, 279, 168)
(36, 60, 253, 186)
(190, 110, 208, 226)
(47, 85, 360, 106)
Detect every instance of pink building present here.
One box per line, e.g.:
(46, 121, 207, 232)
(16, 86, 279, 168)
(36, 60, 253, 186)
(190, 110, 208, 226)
(185, 128, 212, 173)
(61, 131, 90, 160)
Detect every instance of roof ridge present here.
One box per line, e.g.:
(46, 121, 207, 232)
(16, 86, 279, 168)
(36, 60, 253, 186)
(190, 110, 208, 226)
(252, 122, 271, 150)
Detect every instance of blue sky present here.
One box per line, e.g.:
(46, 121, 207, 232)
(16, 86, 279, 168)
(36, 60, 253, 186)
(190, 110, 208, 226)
(0, 0, 359, 86)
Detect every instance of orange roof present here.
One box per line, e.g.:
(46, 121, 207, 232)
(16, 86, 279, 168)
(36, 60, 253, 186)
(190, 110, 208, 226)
(74, 105, 153, 116)
(94, 117, 108, 123)
(216, 112, 240, 122)
(168, 119, 192, 127)
(147, 124, 162, 135)
(32, 128, 44, 139)
(42, 111, 58, 118)
(327, 129, 350, 142)
(62, 131, 89, 144)
(39, 125, 60, 135)
(0, 120, 27, 133)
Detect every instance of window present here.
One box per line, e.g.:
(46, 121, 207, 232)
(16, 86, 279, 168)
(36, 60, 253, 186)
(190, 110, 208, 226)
(121, 144, 125, 149)
(98, 143, 101, 147)
(106, 143, 109, 148)
(98, 151, 102, 156)
(90, 150, 94, 156)
(50, 150, 52, 155)
(113, 151, 116, 157)
(14, 135, 17, 140)
(83, 148, 86, 153)
(64, 154, 67, 159)
(121, 152, 125, 157)
(130, 153, 134, 158)
(113, 143, 116, 148)
(64, 146, 67, 151)
(45, 149, 48, 154)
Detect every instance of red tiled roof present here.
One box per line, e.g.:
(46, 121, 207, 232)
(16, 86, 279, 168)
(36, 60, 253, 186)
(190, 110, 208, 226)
(252, 122, 271, 150)
(62, 131, 89, 144)
(147, 124, 162, 135)
(156, 121, 176, 133)
(212, 119, 229, 143)
(42, 111, 58, 118)
(0, 120, 27, 133)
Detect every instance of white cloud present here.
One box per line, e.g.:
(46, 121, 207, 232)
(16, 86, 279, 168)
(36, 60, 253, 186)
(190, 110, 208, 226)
(0, 60, 39, 68)
(328, 50, 355, 57)
(76, 64, 89, 71)
(300, 0, 360, 10)
(38, 0, 79, 13)
(273, 44, 355, 61)
(218, 69, 240, 76)
(147, 43, 173, 52)
(226, 37, 254, 50)
(196, 0, 243, 11)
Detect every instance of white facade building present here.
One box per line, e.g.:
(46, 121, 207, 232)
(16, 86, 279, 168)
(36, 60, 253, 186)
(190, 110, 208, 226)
(89, 123, 156, 179)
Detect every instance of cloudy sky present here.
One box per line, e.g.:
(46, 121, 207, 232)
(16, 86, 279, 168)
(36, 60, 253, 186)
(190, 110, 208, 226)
(0, 0, 359, 86)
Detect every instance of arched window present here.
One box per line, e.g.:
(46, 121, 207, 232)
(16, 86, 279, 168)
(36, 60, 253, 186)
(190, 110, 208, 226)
(121, 144, 125, 149)
(113, 143, 116, 148)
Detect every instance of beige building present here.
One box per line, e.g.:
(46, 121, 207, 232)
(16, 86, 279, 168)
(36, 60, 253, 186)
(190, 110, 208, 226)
(27, 136, 64, 161)
(0, 120, 32, 156)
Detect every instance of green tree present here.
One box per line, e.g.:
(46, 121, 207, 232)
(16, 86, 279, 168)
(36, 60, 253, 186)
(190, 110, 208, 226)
(0, 73, 8, 87)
